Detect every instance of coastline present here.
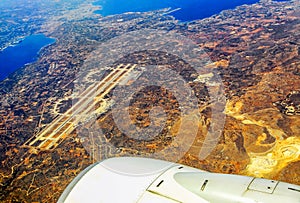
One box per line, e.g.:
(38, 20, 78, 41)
(92, 0, 260, 21)
(0, 34, 56, 82)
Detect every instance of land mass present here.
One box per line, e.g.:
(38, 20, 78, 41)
(0, 0, 299, 202)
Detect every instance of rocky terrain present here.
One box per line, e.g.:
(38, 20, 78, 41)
(0, 0, 299, 202)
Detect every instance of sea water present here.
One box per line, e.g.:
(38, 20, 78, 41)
(93, 0, 260, 21)
(0, 34, 55, 81)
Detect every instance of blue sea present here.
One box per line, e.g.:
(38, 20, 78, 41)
(94, 0, 260, 21)
(0, 34, 55, 81)
(1, 0, 265, 82)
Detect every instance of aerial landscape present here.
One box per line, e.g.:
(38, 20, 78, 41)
(0, 0, 299, 202)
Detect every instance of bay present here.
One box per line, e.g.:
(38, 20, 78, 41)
(0, 34, 55, 81)
(93, 0, 260, 21)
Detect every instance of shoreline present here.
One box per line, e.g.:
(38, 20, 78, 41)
(0, 34, 56, 82)
(92, 0, 261, 21)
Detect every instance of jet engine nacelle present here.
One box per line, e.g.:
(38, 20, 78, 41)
(58, 157, 300, 203)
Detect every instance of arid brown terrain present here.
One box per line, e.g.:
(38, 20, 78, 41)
(0, 0, 299, 202)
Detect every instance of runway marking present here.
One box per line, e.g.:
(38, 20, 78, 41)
(23, 64, 137, 150)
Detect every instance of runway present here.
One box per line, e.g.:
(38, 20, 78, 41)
(23, 64, 137, 150)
